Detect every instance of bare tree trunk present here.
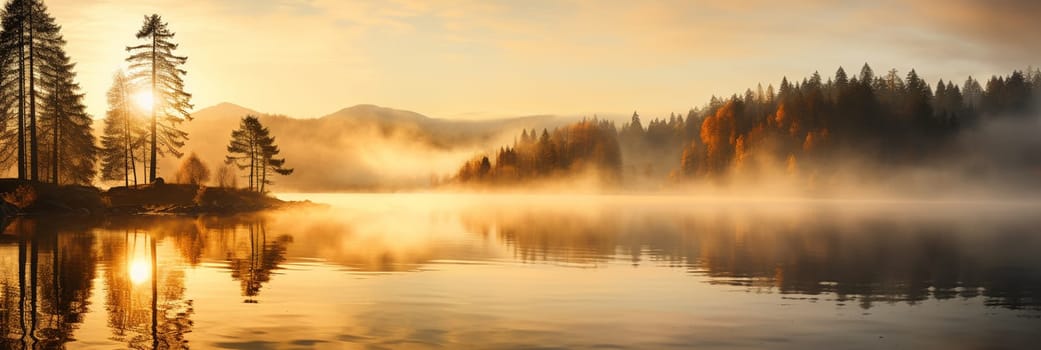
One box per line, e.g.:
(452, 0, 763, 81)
(28, 2, 37, 181)
(124, 122, 130, 186)
(248, 134, 255, 191)
(51, 96, 58, 184)
(140, 141, 149, 185)
(123, 87, 135, 186)
(149, 34, 158, 183)
(260, 157, 266, 193)
(16, 14, 25, 180)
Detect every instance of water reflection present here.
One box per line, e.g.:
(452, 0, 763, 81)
(463, 202, 1041, 310)
(0, 218, 96, 349)
(225, 222, 291, 302)
(0, 215, 292, 349)
(0, 195, 1039, 348)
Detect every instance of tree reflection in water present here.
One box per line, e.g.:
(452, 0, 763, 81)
(0, 200, 1039, 349)
(225, 221, 291, 303)
(0, 214, 292, 349)
(0, 218, 96, 349)
(462, 203, 1041, 310)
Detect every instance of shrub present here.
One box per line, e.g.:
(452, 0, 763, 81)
(175, 152, 210, 185)
(2, 184, 38, 209)
(216, 163, 237, 188)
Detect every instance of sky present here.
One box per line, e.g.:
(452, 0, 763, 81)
(48, 0, 1041, 120)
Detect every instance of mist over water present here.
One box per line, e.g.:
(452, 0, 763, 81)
(4, 193, 1038, 349)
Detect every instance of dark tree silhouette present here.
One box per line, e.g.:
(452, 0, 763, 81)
(226, 115, 293, 192)
(126, 14, 192, 183)
(39, 47, 94, 185)
(0, 0, 67, 181)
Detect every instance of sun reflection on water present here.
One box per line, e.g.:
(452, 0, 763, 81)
(128, 256, 150, 284)
(127, 236, 152, 285)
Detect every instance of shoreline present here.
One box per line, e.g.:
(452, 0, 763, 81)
(1, 179, 315, 220)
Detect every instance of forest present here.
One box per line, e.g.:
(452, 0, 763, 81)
(454, 65, 1041, 189)
(455, 118, 622, 184)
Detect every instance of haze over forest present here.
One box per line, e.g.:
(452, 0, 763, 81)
(0, 0, 1038, 199)
(135, 65, 1040, 197)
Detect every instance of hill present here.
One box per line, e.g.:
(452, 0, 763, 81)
(153, 103, 563, 191)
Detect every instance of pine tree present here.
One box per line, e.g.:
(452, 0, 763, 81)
(0, 44, 14, 170)
(226, 115, 292, 192)
(0, 0, 65, 180)
(39, 46, 95, 185)
(962, 76, 983, 109)
(100, 71, 145, 186)
(258, 134, 292, 193)
(126, 14, 192, 183)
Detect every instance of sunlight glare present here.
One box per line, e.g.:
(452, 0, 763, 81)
(129, 255, 151, 284)
(133, 90, 154, 112)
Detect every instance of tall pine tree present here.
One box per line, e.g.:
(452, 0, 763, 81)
(100, 71, 145, 186)
(0, 0, 65, 181)
(1, 0, 92, 182)
(39, 46, 94, 185)
(125, 14, 192, 183)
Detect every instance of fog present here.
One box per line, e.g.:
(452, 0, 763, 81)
(153, 103, 568, 192)
(115, 99, 1041, 201)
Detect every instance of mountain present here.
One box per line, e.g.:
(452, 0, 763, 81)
(155, 102, 562, 192)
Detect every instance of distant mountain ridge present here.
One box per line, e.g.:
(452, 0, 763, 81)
(153, 102, 565, 191)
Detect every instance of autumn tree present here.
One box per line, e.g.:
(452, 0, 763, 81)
(680, 141, 699, 176)
(700, 101, 739, 174)
(175, 152, 209, 185)
(226, 115, 293, 193)
(126, 14, 192, 183)
(455, 119, 621, 184)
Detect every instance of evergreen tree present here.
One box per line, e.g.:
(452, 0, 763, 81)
(226, 115, 292, 192)
(0, 0, 65, 180)
(258, 133, 293, 193)
(39, 46, 94, 185)
(126, 14, 192, 183)
(834, 67, 848, 87)
(962, 76, 983, 109)
(858, 63, 874, 85)
(100, 71, 145, 186)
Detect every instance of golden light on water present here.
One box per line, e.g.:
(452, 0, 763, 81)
(132, 90, 154, 112)
(128, 257, 150, 284)
(127, 236, 152, 285)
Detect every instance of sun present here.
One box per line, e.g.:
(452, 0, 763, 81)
(132, 90, 154, 112)
(128, 255, 151, 285)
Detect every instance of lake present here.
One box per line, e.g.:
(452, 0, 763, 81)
(1, 193, 1040, 349)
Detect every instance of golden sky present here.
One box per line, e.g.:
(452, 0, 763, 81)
(48, 0, 1041, 120)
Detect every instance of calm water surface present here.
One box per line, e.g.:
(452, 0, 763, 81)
(1, 193, 1040, 349)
